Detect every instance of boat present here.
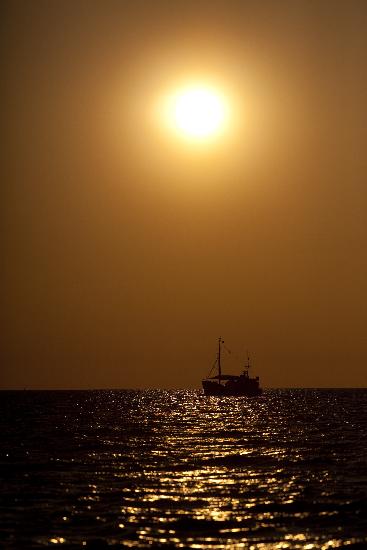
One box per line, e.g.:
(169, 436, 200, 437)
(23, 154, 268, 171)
(202, 338, 262, 396)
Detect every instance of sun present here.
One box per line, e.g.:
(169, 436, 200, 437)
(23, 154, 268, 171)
(172, 86, 227, 139)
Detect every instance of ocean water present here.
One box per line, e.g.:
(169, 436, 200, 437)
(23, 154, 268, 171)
(1, 389, 367, 549)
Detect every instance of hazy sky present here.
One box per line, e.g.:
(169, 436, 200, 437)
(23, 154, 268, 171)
(2, 0, 367, 389)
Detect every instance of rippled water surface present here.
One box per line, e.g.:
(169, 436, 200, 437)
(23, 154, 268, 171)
(1, 389, 367, 548)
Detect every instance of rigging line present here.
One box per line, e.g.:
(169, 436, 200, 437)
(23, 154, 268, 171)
(207, 358, 218, 378)
(223, 343, 244, 364)
(222, 343, 232, 355)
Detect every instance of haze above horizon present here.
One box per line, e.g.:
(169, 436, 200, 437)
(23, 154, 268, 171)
(2, 0, 367, 389)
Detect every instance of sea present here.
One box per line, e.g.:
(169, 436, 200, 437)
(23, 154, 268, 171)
(1, 389, 367, 549)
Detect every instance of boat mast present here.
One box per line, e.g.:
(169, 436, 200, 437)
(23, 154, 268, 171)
(218, 337, 222, 384)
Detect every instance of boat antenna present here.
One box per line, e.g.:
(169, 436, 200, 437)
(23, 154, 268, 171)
(243, 350, 251, 375)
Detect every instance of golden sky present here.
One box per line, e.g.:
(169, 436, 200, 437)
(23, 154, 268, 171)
(2, 0, 367, 388)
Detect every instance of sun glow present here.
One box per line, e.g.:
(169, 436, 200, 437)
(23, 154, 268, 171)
(166, 86, 228, 140)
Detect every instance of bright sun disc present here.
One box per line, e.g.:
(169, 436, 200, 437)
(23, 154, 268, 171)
(173, 87, 227, 139)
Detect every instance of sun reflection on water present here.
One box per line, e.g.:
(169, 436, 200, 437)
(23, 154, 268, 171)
(3, 389, 367, 548)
